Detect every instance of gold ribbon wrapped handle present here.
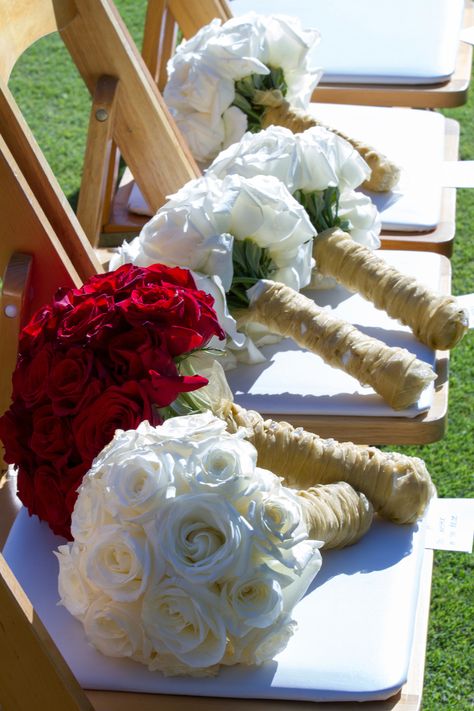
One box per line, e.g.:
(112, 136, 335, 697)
(221, 402, 435, 526)
(313, 228, 469, 350)
(241, 280, 436, 411)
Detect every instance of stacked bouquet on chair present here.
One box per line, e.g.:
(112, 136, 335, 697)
(1, 262, 436, 676)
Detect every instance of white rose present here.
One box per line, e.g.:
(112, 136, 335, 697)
(203, 16, 268, 80)
(175, 111, 226, 164)
(189, 435, 258, 500)
(154, 493, 252, 583)
(221, 573, 283, 637)
(154, 410, 228, 443)
(133, 199, 234, 290)
(259, 15, 321, 107)
(142, 576, 227, 669)
(101, 448, 176, 524)
(207, 126, 296, 185)
(247, 487, 310, 569)
(231, 615, 297, 666)
(84, 524, 152, 602)
(215, 174, 314, 249)
(83, 595, 151, 661)
(338, 190, 381, 250)
(213, 174, 315, 290)
(296, 127, 370, 191)
(208, 125, 370, 194)
(70, 477, 111, 544)
(222, 105, 249, 150)
(56, 543, 96, 620)
(164, 56, 234, 122)
(89, 426, 148, 470)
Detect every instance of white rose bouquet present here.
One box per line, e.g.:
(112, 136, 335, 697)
(163, 13, 399, 191)
(113, 174, 438, 411)
(56, 412, 328, 676)
(206, 125, 468, 349)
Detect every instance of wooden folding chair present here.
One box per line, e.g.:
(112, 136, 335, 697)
(0, 0, 199, 253)
(0, 121, 434, 711)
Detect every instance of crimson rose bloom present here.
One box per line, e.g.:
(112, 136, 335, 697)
(0, 264, 225, 538)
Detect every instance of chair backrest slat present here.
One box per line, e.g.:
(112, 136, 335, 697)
(0, 0, 77, 82)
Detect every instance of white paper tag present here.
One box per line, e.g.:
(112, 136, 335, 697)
(460, 26, 474, 45)
(456, 293, 474, 328)
(439, 161, 474, 188)
(425, 499, 474, 553)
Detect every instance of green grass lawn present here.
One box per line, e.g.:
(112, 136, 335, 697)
(8, 2, 473, 708)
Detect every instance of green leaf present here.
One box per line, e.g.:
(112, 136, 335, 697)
(294, 186, 351, 234)
(227, 238, 277, 310)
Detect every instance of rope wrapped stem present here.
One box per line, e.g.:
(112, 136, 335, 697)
(239, 280, 435, 410)
(220, 402, 435, 524)
(296, 483, 373, 549)
(255, 90, 400, 193)
(313, 228, 469, 350)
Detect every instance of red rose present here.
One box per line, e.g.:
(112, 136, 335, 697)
(0, 404, 32, 469)
(72, 381, 155, 464)
(47, 347, 104, 415)
(33, 464, 70, 538)
(121, 285, 225, 355)
(107, 326, 157, 379)
(19, 304, 57, 353)
(56, 294, 118, 344)
(29, 405, 74, 466)
(80, 263, 146, 297)
(138, 263, 198, 291)
(12, 344, 53, 408)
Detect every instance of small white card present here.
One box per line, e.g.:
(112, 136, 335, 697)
(460, 26, 474, 45)
(457, 293, 474, 328)
(425, 499, 474, 553)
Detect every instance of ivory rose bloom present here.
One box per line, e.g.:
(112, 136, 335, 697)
(84, 525, 152, 602)
(142, 577, 227, 669)
(83, 596, 150, 661)
(154, 493, 252, 584)
(56, 544, 95, 620)
(58, 413, 322, 676)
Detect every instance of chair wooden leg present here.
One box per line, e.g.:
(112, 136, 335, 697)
(77, 75, 119, 247)
(0, 554, 94, 711)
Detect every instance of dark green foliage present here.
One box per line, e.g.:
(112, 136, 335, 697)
(227, 238, 277, 309)
(233, 66, 287, 132)
(294, 186, 350, 233)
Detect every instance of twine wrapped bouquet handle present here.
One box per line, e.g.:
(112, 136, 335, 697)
(220, 402, 435, 527)
(312, 228, 469, 351)
(237, 279, 436, 411)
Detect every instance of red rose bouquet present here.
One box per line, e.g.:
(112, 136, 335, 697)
(0, 263, 225, 538)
